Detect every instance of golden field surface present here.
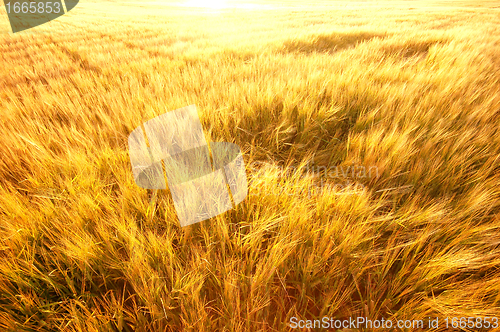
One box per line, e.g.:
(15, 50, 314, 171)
(1, 0, 500, 330)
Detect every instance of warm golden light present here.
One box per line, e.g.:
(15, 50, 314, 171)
(184, 0, 228, 9)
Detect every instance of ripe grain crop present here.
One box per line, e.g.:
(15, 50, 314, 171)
(0, 1, 499, 331)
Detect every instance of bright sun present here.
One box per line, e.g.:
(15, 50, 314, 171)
(184, 0, 228, 9)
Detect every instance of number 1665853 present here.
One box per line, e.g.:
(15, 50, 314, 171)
(6, 2, 62, 14)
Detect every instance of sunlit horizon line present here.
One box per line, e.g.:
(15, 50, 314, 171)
(180, 0, 265, 10)
(183, 0, 229, 9)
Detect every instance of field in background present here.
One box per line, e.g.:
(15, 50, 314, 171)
(1, 1, 500, 330)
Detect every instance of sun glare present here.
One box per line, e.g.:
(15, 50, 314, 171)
(184, 0, 228, 9)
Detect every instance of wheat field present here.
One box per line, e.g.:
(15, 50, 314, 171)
(0, 0, 500, 331)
